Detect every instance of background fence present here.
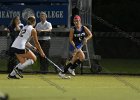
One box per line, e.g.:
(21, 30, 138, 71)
(0, 31, 140, 75)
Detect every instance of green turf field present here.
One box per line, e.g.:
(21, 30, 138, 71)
(0, 74, 140, 100)
(1, 58, 140, 74)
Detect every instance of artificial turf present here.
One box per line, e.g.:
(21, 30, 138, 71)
(0, 74, 140, 100)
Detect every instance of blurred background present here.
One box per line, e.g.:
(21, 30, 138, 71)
(93, 0, 140, 75)
(0, 0, 140, 75)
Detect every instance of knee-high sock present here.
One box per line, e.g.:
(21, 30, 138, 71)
(10, 63, 21, 76)
(70, 59, 82, 69)
(18, 59, 34, 70)
(10, 59, 34, 76)
(63, 63, 72, 74)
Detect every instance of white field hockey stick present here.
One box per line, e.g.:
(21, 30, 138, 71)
(44, 56, 64, 72)
(29, 47, 64, 72)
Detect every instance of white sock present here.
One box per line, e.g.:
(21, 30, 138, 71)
(18, 59, 34, 70)
(10, 63, 21, 76)
(10, 70, 16, 76)
(10, 59, 34, 76)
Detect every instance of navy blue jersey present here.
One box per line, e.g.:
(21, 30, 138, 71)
(8, 25, 19, 43)
(8, 23, 24, 43)
(73, 26, 86, 45)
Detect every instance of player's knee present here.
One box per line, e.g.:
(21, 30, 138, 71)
(80, 58, 84, 61)
(78, 52, 85, 60)
(32, 56, 37, 62)
(82, 55, 85, 60)
(80, 54, 85, 61)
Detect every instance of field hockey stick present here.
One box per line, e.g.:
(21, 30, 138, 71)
(32, 48, 64, 72)
(73, 41, 85, 56)
(66, 42, 85, 65)
(44, 56, 64, 72)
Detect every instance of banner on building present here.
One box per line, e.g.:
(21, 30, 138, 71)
(0, 5, 68, 26)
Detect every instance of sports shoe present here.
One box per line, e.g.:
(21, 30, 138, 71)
(7, 74, 20, 79)
(14, 67, 23, 78)
(58, 72, 71, 79)
(68, 68, 76, 76)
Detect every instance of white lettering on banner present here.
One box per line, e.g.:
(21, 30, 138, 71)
(36, 11, 64, 18)
(47, 11, 63, 18)
(0, 11, 20, 18)
(0, 10, 64, 19)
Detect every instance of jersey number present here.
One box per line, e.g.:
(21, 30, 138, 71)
(19, 29, 26, 37)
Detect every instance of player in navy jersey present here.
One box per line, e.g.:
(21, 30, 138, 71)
(59, 15, 92, 78)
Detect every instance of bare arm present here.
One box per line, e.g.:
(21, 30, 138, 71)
(15, 25, 21, 31)
(31, 28, 45, 57)
(83, 26, 92, 44)
(26, 42, 37, 52)
(69, 28, 76, 49)
(84, 26, 92, 41)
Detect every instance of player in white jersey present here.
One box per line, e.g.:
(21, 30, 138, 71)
(8, 16, 45, 79)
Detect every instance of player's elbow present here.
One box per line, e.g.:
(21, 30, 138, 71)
(89, 33, 93, 39)
(91, 33, 93, 38)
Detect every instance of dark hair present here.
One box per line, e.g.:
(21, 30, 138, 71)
(10, 16, 19, 27)
(27, 16, 36, 25)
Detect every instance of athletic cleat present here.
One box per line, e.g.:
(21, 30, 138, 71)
(58, 72, 71, 79)
(14, 67, 23, 78)
(68, 68, 76, 76)
(7, 74, 20, 79)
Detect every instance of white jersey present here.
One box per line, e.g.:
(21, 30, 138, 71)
(11, 25, 33, 49)
(35, 21, 52, 40)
